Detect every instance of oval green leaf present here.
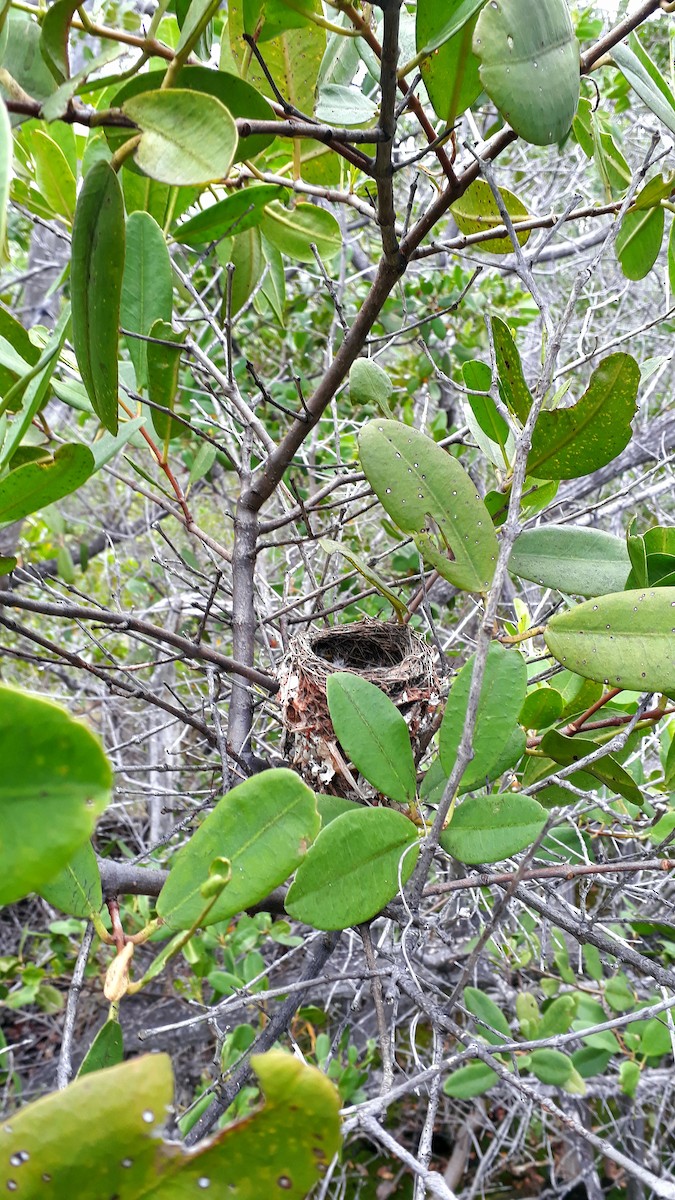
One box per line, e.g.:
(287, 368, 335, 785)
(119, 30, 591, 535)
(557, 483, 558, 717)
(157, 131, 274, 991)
(0, 686, 112, 905)
(0, 443, 94, 525)
(285, 807, 419, 930)
(416, 0, 483, 124)
(616, 203, 664, 280)
(123, 89, 238, 186)
(464, 985, 510, 1044)
(473, 0, 580, 145)
(326, 672, 416, 804)
(528, 1048, 574, 1086)
(440, 793, 547, 864)
(451, 179, 530, 253)
(157, 768, 320, 930)
(358, 419, 499, 593)
(39, 841, 102, 918)
(509, 526, 630, 597)
(71, 160, 125, 433)
(439, 642, 527, 787)
(544, 588, 675, 693)
(174, 183, 286, 247)
(77, 1019, 124, 1077)
(443, 1061, 498, 1098)
(260, 201, 342, 262)
(528, 353, 640, 481)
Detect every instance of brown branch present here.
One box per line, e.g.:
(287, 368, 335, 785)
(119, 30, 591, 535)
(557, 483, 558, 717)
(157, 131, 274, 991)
(0, 591, 278, 692)
(424, 857, 675, 898)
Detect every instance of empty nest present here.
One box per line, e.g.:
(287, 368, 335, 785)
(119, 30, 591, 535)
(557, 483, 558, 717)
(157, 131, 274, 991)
(277, 619, 440, 797)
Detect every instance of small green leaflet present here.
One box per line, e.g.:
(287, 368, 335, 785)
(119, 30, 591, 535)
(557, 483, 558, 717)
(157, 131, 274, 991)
(440, 793, 547, 864)
(326, 672, 416, 804)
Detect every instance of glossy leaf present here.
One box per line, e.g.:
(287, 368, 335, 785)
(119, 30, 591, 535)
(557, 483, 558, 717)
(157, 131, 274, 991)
(121, 212, 173, 393)
(39, 0, 79, 81)
(440, 793, 547, 864)
(540, 729, 643, 807)
(123, 89, 238, 186)
(544, 588, 675, 693)
(219, 226, 264, 316)
(463, 359, 509, 451)
(492, 316, 532, 423)
(527, 353, 640, 480)
(245, 0, 316, 42)
(174, 183, 286, 247)
(326, 672, 416, 804)
(509, 526, 630, 597)
(71, 160, 125, 433)
(451, 179, 530, 253)
(0, 443, 94, 525)
(616, 203, 664, 280)
(315, 84, 378, 125)
(78, 1019, 124, 1077)
(473, 0, 580, 145)
(439, 642, 527, 787)
(261, 201, 341, 262)
(0, 686, 112, 905)
(0, 1050, 340, 1198)
(518, 686, 564, 730)
(443, 1062, 498, 1098)
(147, 320, 186, 442)
(416, 0, 484, 124)
(358, 419, 499, 593)
(157, 769, 320, 929)
(3, 12, 56, 104)
(39, 841, 102, 918)
(285, 807, 419, 930)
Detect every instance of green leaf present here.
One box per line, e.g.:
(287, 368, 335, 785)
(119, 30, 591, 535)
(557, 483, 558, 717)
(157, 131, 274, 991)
(316, 794, 362, 827)
(492, 316, 532, 423)
(350, 358, 394, 416)
(612, 36, 675, 139)
(229, 0, 325, 122)
(260, 201, 341, 262)
(416, 0, 484, 124)
(443, 1061, 498, 1098)
(509, 526, 630, 597)
(463, 359, 509, 450)
(439, 642, 527, 787)
(528, 1048, 574, 1086)
(358, 419, 499, 593)
(245, 0, 316, 41)
(544, 588, 675, 693)
(123, 89, 238, 186)
(326, 673, 416, 804)
(0, 444, 94, 525)
(78, 1019, 124, 1077)
(174, 183, 286, 246)
(39, 841, 102, 918)
(605, 973, 635, 1013)
(285, 807, 419, 931)
(440, 793, 547, 864)
(315, 83, 377, 125)
(464, 986, 510, 1044)
(518, 686, 564, 730)
(527, 353, 640, 480)
(0, 1050, 341, 1198)
(0, 686, 112, 905)
(39, 0, 79, 80)
(147, 320, 186, 442)
(71, 160, 125, 434)
(616, 203, 664, 280)
(473, 0, 580, 145)
(220, 226, 264, 317)
(110, 66, 275, 163)
(2, 12, 56, 104)
(538, 994, 577, 1038)
(30, 129, 76, 221)
(572, 1046, 612, 1079)
(451, 179, 530, 254)
(540, 730, 643, 807)
(157, 768, 320, 930)
(0, 98, 11, 261)
(121, 212, 173, 393)
(619, 1058, 641, 1098)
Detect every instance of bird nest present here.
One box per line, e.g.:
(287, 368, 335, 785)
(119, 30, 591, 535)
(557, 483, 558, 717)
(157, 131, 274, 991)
(277, 620, 441, 798)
